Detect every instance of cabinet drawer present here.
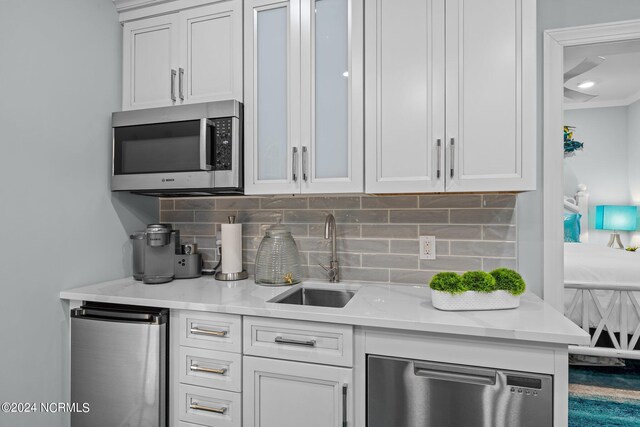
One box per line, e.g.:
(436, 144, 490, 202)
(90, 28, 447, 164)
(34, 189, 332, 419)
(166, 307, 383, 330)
(179, 347, 242, 392)
(179, 384, 241, 427)
(179, 311, 242, 353)
(243, 316, 353, 367)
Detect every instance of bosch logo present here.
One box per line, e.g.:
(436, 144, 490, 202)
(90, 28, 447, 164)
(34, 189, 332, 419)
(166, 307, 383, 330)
(162, 178, 175, 182)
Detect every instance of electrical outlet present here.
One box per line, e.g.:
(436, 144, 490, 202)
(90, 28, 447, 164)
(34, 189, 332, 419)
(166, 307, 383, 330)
(419, 236, 436, 260)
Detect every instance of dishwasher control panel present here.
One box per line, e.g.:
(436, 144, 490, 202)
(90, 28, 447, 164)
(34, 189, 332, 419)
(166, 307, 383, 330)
(507, 375, 543, 396)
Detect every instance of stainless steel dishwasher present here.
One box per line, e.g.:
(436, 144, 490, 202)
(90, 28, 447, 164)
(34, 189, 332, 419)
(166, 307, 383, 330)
(70, 303, 168, 427)
(367, 355, 553, 427)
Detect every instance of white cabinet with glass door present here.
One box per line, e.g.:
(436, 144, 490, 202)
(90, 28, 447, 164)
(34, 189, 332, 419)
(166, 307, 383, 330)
(122, 0, 243, 111)
(244, 0, 363, 195)
(365, 0, 536, 193)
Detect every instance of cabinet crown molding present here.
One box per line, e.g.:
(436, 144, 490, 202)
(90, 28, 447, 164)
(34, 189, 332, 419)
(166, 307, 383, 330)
(113, 0, 175, 13)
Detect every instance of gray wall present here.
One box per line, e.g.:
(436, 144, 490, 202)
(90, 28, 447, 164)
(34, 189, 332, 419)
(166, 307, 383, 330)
(563, 107, 630, 245)
(518, 0, 640, 298)
(0, 1, 157, 426)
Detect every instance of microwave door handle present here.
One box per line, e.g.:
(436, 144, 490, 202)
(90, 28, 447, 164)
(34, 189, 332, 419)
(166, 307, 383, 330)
(200, 119, 213, 171)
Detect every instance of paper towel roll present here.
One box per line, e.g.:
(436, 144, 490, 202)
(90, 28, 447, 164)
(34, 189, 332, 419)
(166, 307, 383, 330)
(221, 223, 243, 273)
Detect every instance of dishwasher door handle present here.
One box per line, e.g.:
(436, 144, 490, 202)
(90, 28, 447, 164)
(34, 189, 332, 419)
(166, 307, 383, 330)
(413, 361, 496, 386)
(71, 307, 167, 325)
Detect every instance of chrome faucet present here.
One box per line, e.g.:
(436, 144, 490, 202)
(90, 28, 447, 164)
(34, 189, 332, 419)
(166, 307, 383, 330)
(319, 214, 340, 282)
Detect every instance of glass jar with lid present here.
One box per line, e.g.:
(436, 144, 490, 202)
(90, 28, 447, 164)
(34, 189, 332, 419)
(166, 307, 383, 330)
(254, 224, 303, 286)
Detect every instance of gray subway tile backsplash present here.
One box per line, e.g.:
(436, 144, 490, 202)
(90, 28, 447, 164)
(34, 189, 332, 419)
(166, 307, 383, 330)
(361, 224, 418, 239)
(308, 196, 361, 210)
(390, 209, 449, 224)
(174, 198, 215, 210)
(161, 193, 518, 285)
(450, 208, 516, 225)
(483, 194, 517, 208)
(419, 194, 482, 208)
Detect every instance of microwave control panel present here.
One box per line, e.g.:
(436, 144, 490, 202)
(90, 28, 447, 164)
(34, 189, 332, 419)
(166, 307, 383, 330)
(212, 118, 234, 171)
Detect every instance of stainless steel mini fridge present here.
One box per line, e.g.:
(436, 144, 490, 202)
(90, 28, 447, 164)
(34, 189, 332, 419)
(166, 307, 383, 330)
(367, 355, 553, 427)
(70, 303, 168, 427)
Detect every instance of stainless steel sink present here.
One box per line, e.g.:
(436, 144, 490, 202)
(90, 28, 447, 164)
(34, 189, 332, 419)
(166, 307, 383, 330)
(269, 288, 357, 308)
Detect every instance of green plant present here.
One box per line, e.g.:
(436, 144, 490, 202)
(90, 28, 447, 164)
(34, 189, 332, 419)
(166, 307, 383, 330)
(461, 271, 496, 293)
(429, 272, 465, 294)
(490, 268, 526, 296)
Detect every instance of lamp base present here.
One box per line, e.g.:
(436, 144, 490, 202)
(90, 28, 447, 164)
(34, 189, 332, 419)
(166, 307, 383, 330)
(606, 233, 624, 249)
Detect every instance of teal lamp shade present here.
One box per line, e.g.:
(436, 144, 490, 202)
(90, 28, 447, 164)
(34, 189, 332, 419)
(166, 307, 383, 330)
(594, 205, 638, 231)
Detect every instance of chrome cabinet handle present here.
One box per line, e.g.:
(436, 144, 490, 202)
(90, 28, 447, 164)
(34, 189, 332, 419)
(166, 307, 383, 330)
(342, 384, 348, 427)
(190, 364, 227, 375)
(190, 403, 227, 414)
(302, 146, 309, 181)
(274, 336, 316, 347)
(179, 67, 185, 101)
(190, 327, 228, 337)
(292, 147, 298, 182)
(436, 139, 442, 179)
(170, 69, 177, 101)
(449, 138, 455, 179)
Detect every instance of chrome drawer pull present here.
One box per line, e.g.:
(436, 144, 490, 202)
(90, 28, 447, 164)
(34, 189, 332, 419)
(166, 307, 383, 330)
(190, 403, 227, 414)
(190, 327, 228, 337)
(190, 365, 227, 375)
(274, 336, 316, 347)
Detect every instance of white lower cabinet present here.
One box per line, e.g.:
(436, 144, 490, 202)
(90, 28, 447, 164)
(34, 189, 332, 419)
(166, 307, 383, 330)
(243, 356, 352, 427)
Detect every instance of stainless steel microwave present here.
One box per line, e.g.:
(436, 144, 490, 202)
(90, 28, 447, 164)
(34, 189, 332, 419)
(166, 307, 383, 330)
(111, 100, 243, 196)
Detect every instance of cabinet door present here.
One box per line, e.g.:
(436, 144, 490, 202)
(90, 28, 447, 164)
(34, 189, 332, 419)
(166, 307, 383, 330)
(244, 0, 301, 194)
(300, 0, 364, 193)
(364, 0, 445, 193)
(180, 0, 243, 105)
(243, 356, 352, 427)
(122, 14, 179, 110)
(445, 0, 535, 192)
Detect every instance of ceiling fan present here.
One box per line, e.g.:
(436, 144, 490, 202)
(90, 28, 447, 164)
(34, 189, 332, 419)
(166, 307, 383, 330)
(564, 56, 605, 102)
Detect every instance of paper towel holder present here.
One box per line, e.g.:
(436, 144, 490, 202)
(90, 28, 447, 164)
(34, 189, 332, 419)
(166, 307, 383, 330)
(215, 216, 249, 281)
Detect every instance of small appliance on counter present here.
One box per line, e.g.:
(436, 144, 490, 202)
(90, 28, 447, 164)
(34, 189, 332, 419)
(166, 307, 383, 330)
(254, 223, 303, 286)
(215, 216, 248, 281)
(131, 224, 202, 284)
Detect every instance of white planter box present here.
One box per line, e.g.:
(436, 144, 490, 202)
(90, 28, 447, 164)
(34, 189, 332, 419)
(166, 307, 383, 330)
(431, 290, 520, 311)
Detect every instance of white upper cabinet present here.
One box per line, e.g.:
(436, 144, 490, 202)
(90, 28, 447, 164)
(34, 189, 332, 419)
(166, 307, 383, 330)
(123, 14, 179, 110)
(122, 0, 242, 111)
(365, 0, 445, 193)
(365, 0, 536, 193)
(244, 0, 364, 195)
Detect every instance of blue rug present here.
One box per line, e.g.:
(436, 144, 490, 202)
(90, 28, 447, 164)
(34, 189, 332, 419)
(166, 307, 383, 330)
(569, 359, 640, 426)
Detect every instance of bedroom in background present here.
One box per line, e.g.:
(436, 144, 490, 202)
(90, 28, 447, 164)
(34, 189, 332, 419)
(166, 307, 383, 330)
(551, 24, 640, 426)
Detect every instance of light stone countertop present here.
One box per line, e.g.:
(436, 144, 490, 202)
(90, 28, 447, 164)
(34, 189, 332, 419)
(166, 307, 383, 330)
(60, 277, 590, 346)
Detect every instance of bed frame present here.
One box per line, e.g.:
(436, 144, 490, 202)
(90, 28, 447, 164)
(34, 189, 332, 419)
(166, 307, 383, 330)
(564, 185, 640, 360)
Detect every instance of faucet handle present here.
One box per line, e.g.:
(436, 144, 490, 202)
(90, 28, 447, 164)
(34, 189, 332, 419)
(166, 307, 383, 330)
(318, 263, 337, 280)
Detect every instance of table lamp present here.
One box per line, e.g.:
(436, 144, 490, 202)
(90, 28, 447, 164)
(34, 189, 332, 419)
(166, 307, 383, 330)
(594, 205, 638, 249)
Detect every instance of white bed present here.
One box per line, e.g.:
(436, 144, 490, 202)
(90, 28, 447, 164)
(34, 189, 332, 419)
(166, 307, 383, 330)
(564, 185, 640, 359)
